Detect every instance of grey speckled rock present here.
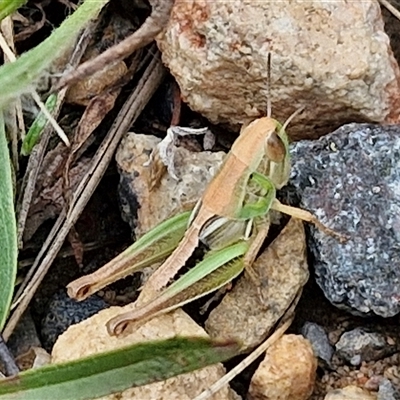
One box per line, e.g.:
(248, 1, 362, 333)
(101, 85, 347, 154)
(289, 123, 400, 317)
(335, 327, 396, 366)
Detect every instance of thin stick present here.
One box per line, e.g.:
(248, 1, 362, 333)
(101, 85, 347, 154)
(15, 25, 94, 250)
(193, 317, 294, 400)
(193, 291, 301, 400)
(30, 91, 70, 146)
(0, 17, 21, 173)
(0, 32, 70, 147)
(379, 0, 400, 21)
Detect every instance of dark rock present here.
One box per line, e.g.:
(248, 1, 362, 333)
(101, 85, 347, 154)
(7, 311, 41, 358)
(335, 327, 396, 366)
(41, 291, 108, 351)
(289, 123, 400, 317)
(301, 321, 334, 366)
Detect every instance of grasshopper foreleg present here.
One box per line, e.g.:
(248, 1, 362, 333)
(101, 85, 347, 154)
(243, 220, 271, 303)
(237, 171, 278, 299)
(239, 172, 276, 220)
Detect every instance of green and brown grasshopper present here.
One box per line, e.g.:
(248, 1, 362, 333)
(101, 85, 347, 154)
(67, 108, 343, 336)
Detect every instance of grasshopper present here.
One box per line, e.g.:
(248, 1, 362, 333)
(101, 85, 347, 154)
(67, 109, 342, 336)
(67, 52, 342, 336)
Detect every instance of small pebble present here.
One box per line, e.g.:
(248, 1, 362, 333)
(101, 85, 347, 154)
(324, 385, 377, 400)
(301, 322, 334, 366)
(335, 328, 396, 366)
(378, 378, 400, 400)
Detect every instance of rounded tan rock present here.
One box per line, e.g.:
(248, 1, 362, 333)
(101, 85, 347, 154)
(206, 218, 308, 352)
(248, 334, 317, 400)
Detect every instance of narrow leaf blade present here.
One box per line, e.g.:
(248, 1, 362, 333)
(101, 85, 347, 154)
(0, 0, 27, 22)
(21, 93, 58, 155)
(0, 112, 17, 330)
(0, 0, 109, 108)
(0, 337, 240, 400)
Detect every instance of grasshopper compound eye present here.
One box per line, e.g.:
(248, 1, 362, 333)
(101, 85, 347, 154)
(264, 130, 286, 163)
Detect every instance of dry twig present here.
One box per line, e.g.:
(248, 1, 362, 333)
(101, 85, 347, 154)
(15, 24, 95, 250)
(379, 0, 400, 21)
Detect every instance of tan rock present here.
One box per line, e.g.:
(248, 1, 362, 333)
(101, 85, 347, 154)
(205, 218, 308, 351)
(248, 334, 317, 400)
(116, 133, 224, 237)
(157, 0, 400, 139)
(51, 307, 238, 400)
(324, 385, 377, 400)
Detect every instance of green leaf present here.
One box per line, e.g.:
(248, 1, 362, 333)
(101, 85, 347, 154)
(0, 0, 109, 109)
(0, 112, 17, 330)
(0, 0, 27, 22)
(0, 337, 240, 400)
(21, 93, 58, 156)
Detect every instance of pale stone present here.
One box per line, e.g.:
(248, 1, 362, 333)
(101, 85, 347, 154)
(206, 218, 308, 351)
(157, 0, 400, 139)
(51, 307, 238, 400)
(116, 133, 224, 237)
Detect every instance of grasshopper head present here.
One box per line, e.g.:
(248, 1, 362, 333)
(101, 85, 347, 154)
(263, 119, 291, 190)
(264, 128, 286, 163)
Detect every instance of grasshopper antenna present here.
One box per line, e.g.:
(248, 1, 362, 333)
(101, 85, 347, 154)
(281, 106, 305, 132)
(266, 52, 272, 118)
